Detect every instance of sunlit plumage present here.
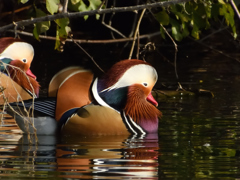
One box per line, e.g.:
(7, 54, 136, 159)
(0, 37, 40, 104)
(8, 59, 161, 136)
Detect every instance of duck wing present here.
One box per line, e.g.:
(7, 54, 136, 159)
(55, 69, 94, 121)
(48, 66, 84, 97)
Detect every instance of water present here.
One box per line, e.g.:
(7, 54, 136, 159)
(1, 45, 240, 179)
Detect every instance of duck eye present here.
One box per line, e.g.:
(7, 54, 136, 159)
(22, 59, 27, 63)
(143, 82, 148, 87)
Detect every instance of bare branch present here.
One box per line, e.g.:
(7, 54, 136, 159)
(0, 0, 191, 33)
(229, 0, 240, 20)
(129, 9, 146, 59)
(8, 30, 161, 43)
(62, 0, 69, 13)
(70, 36, 105, 73)
(160, 24, 179, 80)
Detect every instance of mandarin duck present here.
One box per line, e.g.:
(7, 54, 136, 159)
(7, 59, 161, 136)
(0, 37, 40, 104)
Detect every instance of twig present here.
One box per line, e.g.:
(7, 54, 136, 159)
(101, 0, 126, 38)
(0, 5, 32, 18)
(70, 37, 105, 73)
(8, 29, 161, 43)
(0, 62, 37, 141)
(0, 0, 191, 33)
(97, 0, 105, 10)
(229, 0, 240, 20)
(62, 0, 69, 13)
(160, 24, 178, 79)
(129, 0, 139, 38)
(129, 9, 146, 59)
(199, 26, 228, 42)
(136, 31, 140, 59)
(189, 36, 240, 63)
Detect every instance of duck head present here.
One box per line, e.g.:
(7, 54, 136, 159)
(0, 37, 40, 96)
(92, 59, 162, 134)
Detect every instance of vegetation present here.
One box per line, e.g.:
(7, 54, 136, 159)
(0, 0, 238, 52)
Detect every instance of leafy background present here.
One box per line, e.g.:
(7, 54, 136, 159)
(13, 0, 238, 50)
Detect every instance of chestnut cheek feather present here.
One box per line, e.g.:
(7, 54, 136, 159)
(124, 85, 162, 125)
(8, 65, 40, 96)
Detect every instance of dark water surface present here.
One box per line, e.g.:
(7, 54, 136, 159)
(1, 47, 240, 179)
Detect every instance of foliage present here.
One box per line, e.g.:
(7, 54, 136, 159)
(18, 0, 238, 50)
(155, 0, 237, 41)
(20, 0, 102, 50)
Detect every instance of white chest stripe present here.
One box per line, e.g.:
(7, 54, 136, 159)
(122, 111, 146, 135)
(128, 115, 146, 135)
(92, 78, 119, 113)
(122, 112, 137, 135)
(92, 78, 147, 136)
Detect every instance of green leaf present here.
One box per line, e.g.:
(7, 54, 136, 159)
(68, 0, 102, 20)
(171, 5, 190, 23)
(89, 0, 102, 10)
(219, 4, 227, 16)
(87, 0, 102, 20)
(33, 8, 51, 40)
(211, 4, 221, 20)
(182, 22, 189, 37)
(154, 11, 169, 26)
(71, 0, 80, 4)
(33, 25, 39, 40)
(20, 0, 29, 4)
(218, 0, 226, 5)
(46, 0, 60, 15)
(191, 22, 200, 39)
(193, 4, 208, 29)
(55, 18, 71, 51)
(170, 18, 183, 41)
(78, 1, 88, 20)
(55, 30, 61, 51)
(55, 18, 70, 29)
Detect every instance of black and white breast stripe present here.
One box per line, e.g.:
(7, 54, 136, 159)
(92, 78, 147, 136)
(121, 111, 146, 136)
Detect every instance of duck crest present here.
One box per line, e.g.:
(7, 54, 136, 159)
(101, 59, 151, 88)
(0, 37, 23, 53)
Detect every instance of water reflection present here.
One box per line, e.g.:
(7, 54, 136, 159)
(0, 130, 159, 179)
(57, 134, 159, 178)
(2, 51, 240, 179)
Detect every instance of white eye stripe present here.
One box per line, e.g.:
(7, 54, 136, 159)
(103, 64, 157, 91)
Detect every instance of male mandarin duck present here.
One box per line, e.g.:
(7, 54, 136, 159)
(0, 37, 40, 104)
(7, 59, 161, 136)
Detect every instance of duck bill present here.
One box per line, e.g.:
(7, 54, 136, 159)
(26, 68, 37, 80)
(146, 93, 158, 107)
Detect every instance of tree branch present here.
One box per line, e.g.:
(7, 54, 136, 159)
(229, 0, 240, 20)
(0, 0, 191, 33)
(129, 9, 146, 59)
(9, 30, 161, 43)
(62, 0, 69, 13)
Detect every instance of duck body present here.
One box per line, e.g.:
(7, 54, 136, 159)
(8, 59, 161, 136)
(0, 37, 40, 104)
(8, 98, 58, 135)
